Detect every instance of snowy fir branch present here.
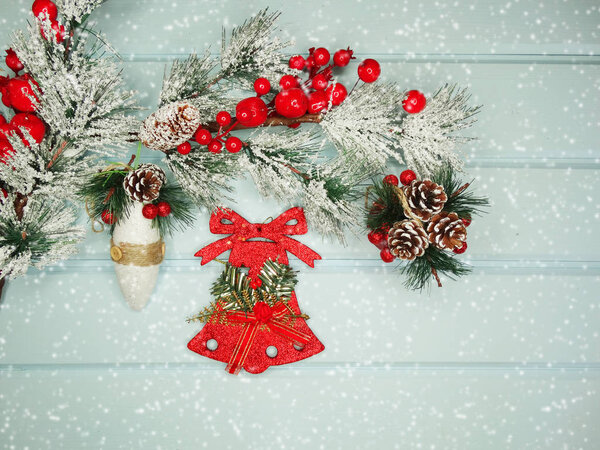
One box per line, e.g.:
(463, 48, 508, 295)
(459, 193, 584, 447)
(0, 194, 84, 280)
(140, 9, 482, 244)
(0, 1, 139, 282)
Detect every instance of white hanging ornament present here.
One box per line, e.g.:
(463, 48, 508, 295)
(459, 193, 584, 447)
(110, 202, 165, 310)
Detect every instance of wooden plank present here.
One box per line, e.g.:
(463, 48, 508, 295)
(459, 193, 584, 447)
(70, 167, 600, 261)
(2, 0, 599, 55)
(1, 368, 598, 449)
(1, 272, 598, 365)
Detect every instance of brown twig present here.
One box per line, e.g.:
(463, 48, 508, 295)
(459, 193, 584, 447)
(14, 193, 28, 221)
(46, 141, 68, 170)
(102, 187, 116, 204)
(451, 182, 470, 198)
(204, 113, 323, 133)
(431, 266, 442, 288)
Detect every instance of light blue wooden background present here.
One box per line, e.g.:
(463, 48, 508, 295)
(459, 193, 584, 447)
(1, 0, 599, 448)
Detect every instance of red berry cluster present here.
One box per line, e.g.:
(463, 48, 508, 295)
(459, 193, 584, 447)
(141, 201, 172, 220)
(177, 109, 245, 156)
(0, 1, 63, 163)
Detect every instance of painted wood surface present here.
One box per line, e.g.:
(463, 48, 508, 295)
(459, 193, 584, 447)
(0, 0, 599, 448)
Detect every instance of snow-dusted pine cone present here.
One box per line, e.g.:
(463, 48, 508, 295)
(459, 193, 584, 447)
(123, 164, 166, 202)
(403, 180, 448, 221)
(387, 219, 429, 260)
(139, 101, 202, 151)
(427, 211, 467, 250)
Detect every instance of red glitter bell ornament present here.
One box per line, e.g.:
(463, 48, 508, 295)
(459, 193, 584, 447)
(8, 76, 40, 112)
(235, 97, 268, 127)
(190, 207, 325, 374)
(32, 0, 58, 20)
(357, 58, 381, 83)
(325, 83, 347, 106)
(275, 88, 308, 119)
(10, 113, 46, 144)
(5, 49, 24, 74)
(403, 90, 427, 114)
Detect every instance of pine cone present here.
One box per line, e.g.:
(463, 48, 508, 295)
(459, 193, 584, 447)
(403, 180, 447, 221)
(123, 164, 166, 202)
(387, 219, 429, 260)
(427, 211, 467, 250)
(139, 101, 202, 151)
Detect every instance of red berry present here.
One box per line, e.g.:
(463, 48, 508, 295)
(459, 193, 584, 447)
(253, 77, 271, 96)
(275, 88, 308, 119)
(305, 56, 315, 71)
(142, 204, 158, 219)
(357, 59, 381, 83)
(41, 20, 66, 43)
(208, 139, 222, 153)
(288, 55, 305, 70)
(216, 111, 231, 126)
(402, 90, 427, 114)
(249, 278, 262, 289)
(461, 217, 472, 227)
(307, 90, 328, 114)
(177, 141, 191, 155)
(225, 136, 243, 153)
(0, 138, 15, 164)
(0, 77, 11, 108)
(8, 77, 39, 112)
(1, 188, 7, 199)
(453, 242, 468, 254)
(10, 113, 46, 144)
(380, 247, 395, 263)
(0, 115, 5, 125)
(101, 210, 116, 225)
(157, 201, 171, 217)
(0, 124, 18, 140)
(279, 74, 298, 90)
(368, 229, 388, 249)
(399, 170, 417, 186)
(32, 0, 58, 21)
(235, 97, 268, 127)
(333, 48, 354, 67)
(325, 83, 347, 106)
(195, 128, 212, 145)
(5, 49, 24, 74)
(313, 48, 330, 66)
(311, 73, 329, 90)
(383, 174, 399, 186)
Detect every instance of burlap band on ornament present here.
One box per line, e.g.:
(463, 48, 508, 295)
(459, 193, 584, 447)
(110, 239, 166, 266)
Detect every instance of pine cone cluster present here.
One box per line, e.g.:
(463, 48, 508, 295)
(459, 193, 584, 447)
(427, 211, 467, 250)
(139, 101, 202, 151)
(123, 164, 166, 202)
(387, 219, 429, 260)
(403, 179, 447, 221)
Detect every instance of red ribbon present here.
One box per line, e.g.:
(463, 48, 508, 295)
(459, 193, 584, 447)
(224, 301, 311, 375)
(195, 207, 321, 278)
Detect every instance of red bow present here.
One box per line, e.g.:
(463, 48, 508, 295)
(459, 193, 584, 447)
(195, 207, 321, 279)
(224, 301, 311, 375)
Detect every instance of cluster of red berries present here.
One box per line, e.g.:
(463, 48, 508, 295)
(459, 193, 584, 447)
(0, 1, 65, 163)
(99, 201, 173, 225)
(177, 110, 244, 155)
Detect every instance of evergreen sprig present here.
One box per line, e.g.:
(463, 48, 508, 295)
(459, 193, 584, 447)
(187, 260, 298, 323)
(365, 166, 488, 290)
